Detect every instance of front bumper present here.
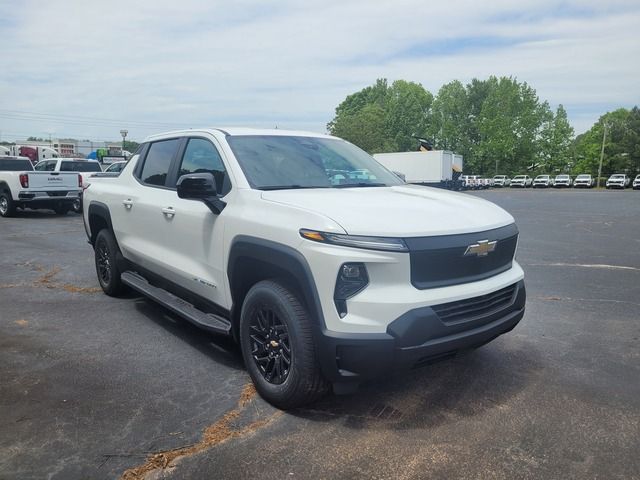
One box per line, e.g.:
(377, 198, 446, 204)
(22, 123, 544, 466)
(315, 280, 526, 384)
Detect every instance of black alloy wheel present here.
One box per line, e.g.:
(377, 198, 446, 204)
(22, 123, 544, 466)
(94, 229, 125, 296)
(96, 237, 112, 286)
(249, 306, 291, 385)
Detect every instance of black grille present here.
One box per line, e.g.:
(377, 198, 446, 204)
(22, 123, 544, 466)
(406, 224, 518, 289)
(47, 191, 68, 197)
(432, 284, 517, 324)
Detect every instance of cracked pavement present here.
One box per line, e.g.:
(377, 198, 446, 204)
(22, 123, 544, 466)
(1, 191, 639, 479)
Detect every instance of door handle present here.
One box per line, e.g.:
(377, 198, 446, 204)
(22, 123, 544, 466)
(161, 207, 175, 217)
(122, 199, 133, 209)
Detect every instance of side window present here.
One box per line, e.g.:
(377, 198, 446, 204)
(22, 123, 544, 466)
(44, 161, 56, 171)
(139, 139, 180, 187)
(177, 138, 230, 195)
(35, 162, 46, 171)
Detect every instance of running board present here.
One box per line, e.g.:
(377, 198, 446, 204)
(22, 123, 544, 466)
(121, 271, 232, 335)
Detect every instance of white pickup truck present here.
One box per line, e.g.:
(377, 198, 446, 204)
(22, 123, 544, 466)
(0, 156, 82, 217)
(83, 128, 526, 408)
(34, 158, 103, 212)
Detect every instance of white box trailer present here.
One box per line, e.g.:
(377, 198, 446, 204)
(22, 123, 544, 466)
(373, 150, 463, 188)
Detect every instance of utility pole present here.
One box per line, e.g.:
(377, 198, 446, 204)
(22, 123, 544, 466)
(120, 129, 128, 154)
(597, 123, 607, 188)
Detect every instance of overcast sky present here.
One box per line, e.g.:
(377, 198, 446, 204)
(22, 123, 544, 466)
(1, 0, 639, 142)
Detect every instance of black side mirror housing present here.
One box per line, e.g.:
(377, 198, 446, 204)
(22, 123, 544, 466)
(176, 173, 226, 214)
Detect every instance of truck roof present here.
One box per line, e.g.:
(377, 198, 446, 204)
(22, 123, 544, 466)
(144, 128, 335, 142)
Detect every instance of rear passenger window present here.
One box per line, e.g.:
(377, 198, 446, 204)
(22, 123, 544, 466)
(139, 139, 180, 187)
(177, 138, 231, 195)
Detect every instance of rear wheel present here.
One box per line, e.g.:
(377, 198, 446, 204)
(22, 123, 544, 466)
(240, 280, 329, 409)
(72, 198, 82, 214)
(94, 229, 125, 296)
(0, 191, 16, 218)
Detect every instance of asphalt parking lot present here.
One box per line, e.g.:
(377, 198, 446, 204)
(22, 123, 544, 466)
(1, 189, 639, 480)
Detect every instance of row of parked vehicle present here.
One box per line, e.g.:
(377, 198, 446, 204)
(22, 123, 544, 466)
(462, 173, 640, 190)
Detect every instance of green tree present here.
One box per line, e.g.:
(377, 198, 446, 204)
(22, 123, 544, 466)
(327, 78, 432, 153)
(539, 104, 574, 173)
(428, 80, 468, 153)
(329, 103, 389, 154)
(385, 80, 433, 151)
(573, 108, 640, 177)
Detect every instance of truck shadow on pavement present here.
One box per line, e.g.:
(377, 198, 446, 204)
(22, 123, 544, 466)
(292, 342, 542, 431)
(132, 298, 245, 372)
(130, 294, 541, 432)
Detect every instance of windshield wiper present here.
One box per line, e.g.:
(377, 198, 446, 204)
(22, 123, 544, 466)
(258, 185, 330, 191)
(333, 182, 387, 188)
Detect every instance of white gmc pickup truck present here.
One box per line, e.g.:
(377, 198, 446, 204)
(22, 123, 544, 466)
(83, 129, 526, 408)
(0, 156, 82, 217)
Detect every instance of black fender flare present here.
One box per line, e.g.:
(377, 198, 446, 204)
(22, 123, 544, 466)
(87, 201, 114, 245)
(227, 235, 326, 333)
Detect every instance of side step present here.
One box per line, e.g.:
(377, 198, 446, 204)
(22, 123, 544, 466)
(121, 271, 232, 335)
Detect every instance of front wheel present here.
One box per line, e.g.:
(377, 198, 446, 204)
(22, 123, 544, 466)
(240, 280, 329, 409)
(94, 229, 125, 296)
(0, 191, 16, 217)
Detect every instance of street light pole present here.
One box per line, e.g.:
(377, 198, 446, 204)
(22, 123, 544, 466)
(120, 129, 128, 154)
(597, 123, 607, 188)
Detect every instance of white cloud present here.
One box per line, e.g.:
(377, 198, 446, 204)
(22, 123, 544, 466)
(0, 0, 638, 141)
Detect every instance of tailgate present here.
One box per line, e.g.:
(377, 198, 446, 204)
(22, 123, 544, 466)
(27, 172, 80, 190)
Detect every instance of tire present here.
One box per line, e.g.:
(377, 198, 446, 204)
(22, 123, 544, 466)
(94, 229, 125, 296)
(72, 198, 83, 214)
(239, 280, 329, 409)
(0, 191, 16, 218)
(54, 204, 70, 215)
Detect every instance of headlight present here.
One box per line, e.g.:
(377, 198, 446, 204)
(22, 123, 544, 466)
(300, 229, 408, 252)
(333, 262, 369, 318)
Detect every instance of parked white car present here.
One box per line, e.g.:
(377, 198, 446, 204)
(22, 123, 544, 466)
(606, 174, 630, 189)
(633, 174, 640, 190)
(103, 161, 127, 173)
(533, 175, 552, 188)
(573, 174, 595, 188)
(510, 175, 532, 188)
(493, 175, 510, 187)
(553, 174, 572, 188)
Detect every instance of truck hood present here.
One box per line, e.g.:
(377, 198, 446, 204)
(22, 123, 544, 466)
(261, 185, 514, 237)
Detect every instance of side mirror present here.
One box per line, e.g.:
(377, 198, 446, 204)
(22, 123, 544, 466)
(176, 172, 226, 214)
(177, 172, 217, 199)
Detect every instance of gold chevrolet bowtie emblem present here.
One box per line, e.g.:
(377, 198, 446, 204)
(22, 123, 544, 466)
(464, 239, 497, 257)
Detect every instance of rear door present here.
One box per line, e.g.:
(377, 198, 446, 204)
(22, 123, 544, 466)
(114, 138, 183, 275)
(115, 135, 230, 307)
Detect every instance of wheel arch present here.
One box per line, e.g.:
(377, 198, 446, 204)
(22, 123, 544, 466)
(87, 201, 115, 246)
(227, 236, 326, 339)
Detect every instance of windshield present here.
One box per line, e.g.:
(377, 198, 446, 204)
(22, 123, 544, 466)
(610, 174, 624, 179)
(493, 175, 505, 179)
(576, 175, 590, 179)
(535, 176, 549, 180)
(61, 161, 102, 172)
(513, 176, 526, 180)
(556, 175, 569, 179)
(226, 135, 404, 190)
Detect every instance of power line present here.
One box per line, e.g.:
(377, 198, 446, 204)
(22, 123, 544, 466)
(0, 109, 195, 128)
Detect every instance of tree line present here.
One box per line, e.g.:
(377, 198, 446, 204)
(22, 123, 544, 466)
(327, 77, 640, 177)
